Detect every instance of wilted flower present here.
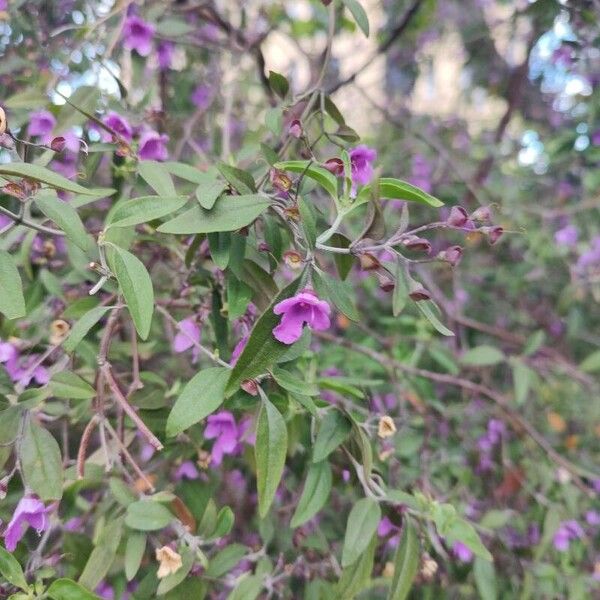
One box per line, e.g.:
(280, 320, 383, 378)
(377, 416, 397, 439)
(270, 168, 293, 194)
(482, 226, 503, 245)
(155, 546, 182, 578)
(123, 16, 155, 57)
(138, 130, 169, 161)
(27, 110, 55, 142)
(349, 145, 377, 186)
(470, 206, 492, 223)
(402, 235, 432, 254)
(102, 112, 133, 142)
(50, 319, 70, 345)
(323, 157, 344, 177)
(4, 495, 50, 551)
(50, 136, 66, 152)
(272, 290, 331, 344)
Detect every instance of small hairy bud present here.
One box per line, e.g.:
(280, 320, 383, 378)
(270, 168, 293, 193)
(438, 245, 463, 266)
(288, 119, 303, 139)
(323, 157, 344, 177)
(241, 379, 259, 396)
(421, 554, 438, 580)
(155, 546, 183, 579)
(482, 225, 503, 244)
(409, 284, 431, 301)
(359, 253, 381, 271)
(447, 206, 469, 227)
(470, 205, 492, 223)
(402, 235, 432, 254)
(50, 319, 70, 345)
(50, 136, 66, 152)
(377, 416, 397, 439)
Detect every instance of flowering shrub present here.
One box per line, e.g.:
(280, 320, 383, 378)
(0, 1, 598, 599)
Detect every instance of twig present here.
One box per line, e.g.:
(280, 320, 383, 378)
(0, 205, 65, 237)
(76, 414, 100, 479)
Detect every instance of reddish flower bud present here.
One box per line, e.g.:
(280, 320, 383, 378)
(3, 182, 26, 200)
(270, 168, 293, 193)
(288, 119, 303, 139)
(258, 242, 271, 252)
(359, 253, 381, 271)
(402, 235, 432, 254)
(378, 275, 395, 292)
(409, 283, 431, 301)
(439, 245, 463, 266)
(447, 206, 469, 227)
(470, 205, 492, 223)
(482, 225, 503, 245)
(50, 136, 66, 152)
(241, 379, 259, 396)
(323, 158, 344, 177)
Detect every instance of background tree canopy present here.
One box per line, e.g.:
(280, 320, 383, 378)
(0, 0, 598, 598)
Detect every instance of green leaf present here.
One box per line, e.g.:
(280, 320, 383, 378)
(335, 533, 376, 599)
(445, 517, 492, 561)
(255, 394, 288, 518)
(392, 258, 409, 316)
(125, 500, 173, 531)
(205, 544, 248, 578)
(138, 161, 177, 196)
(580, 350, 600, 373)
(226, 276, 302, 395)
(157, 194, 270, 234)
(271, 366, 319, 396)
(157, 547, 195, 595)
(0, 546, 28, 591)
(0, 250, 26, 319)
(79, 517, 123, 591)
(108, 245, 154, 340)
(416, 300, 454, 337)
(196, 181, 225, 210)
(108, 196, 189, 228)
(125, 531, 146, 581)
(355, 178, 443, 208)
(342, 0, 369, 36)
(461, 345, 505, 367)
(298, 197, 317, 249)
(274, 160, 338, 199)
(19, 418, 63, 501)
(268, 70, 289, 98)
(313, 269, 359, 321)
(0, 162, 114, 196)
(227, 574, 263, 600)
(388, 517, 419, 600)
(48, 578, 101, 600)
(341, 498, 381, 567)
(63, 306, 112, 352)
(217, 163, 257, 194)
(166, 367, 230, 436)
(512, 359, 533, 405)
(330, 233, 354, 280)
(291, 461, 332, 528)
(313, 409, 352, 462)
(50, 371, 95, 399)
(33, 193, 90, 252)
(164, 161, 217, 184)
(474, 557, 498, 600)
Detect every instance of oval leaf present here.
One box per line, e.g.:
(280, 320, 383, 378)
(125, 500, 173, 531)
(291, 461, 332, 528)
(33, 193, 90, 251)
(388, 517, 419, 600)
(341, 498, 381, 567)
(275, 160, 338, 199)
(108, 196, 189, 228)
(48, 578, 101, 600)
(0, 250, 26, 319)
(313, 409, 352, 463)
(356, 178, 443, 208)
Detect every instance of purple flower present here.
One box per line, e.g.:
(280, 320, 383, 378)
(102, 112, 133, 142)
(157, 41, 174, 70)
(27, 110, 56, 142)
(172, 317, 201, 356)
(122, 16, 155, 57)
(272, 290, 331, 344)
(586, 511, 600, 526)
(577, 237, 600, 270)
(554, 224, 578, 247)
(230, 336, 248, 366)
(349, 145, 377, 188)
(95, 582, 114, 600)
(174, 461, 199, 481)
(4, 496, 50, 552)
(138, 130, 169, 161)
(591, 129, 600, 146)
(451, 541, 473, 562)
(553, 520, 584, 552)
(190, 85, 214, 111)
(409, 154, 432, 193)
(204, 411, 239, 466)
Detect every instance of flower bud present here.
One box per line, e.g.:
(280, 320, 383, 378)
(258, 242, 271, 252)
(288, 119, 303, 139)
(470, 205, 492, 223)
(323, 157, 344, 177)
(283, 251, 303, 269)
(402, 235, 432, 254)
(447, 206, 468, 227)
(482, 225, 503, 244)
(3, 182, 26, 200)
(409, 284, 431, 301)
(270, 168, 293, 194)
(241, 379, 259, 396)
(439, 245, 463, 266)
(50, 136, 66, 152)
(359, 253, 381, 271)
